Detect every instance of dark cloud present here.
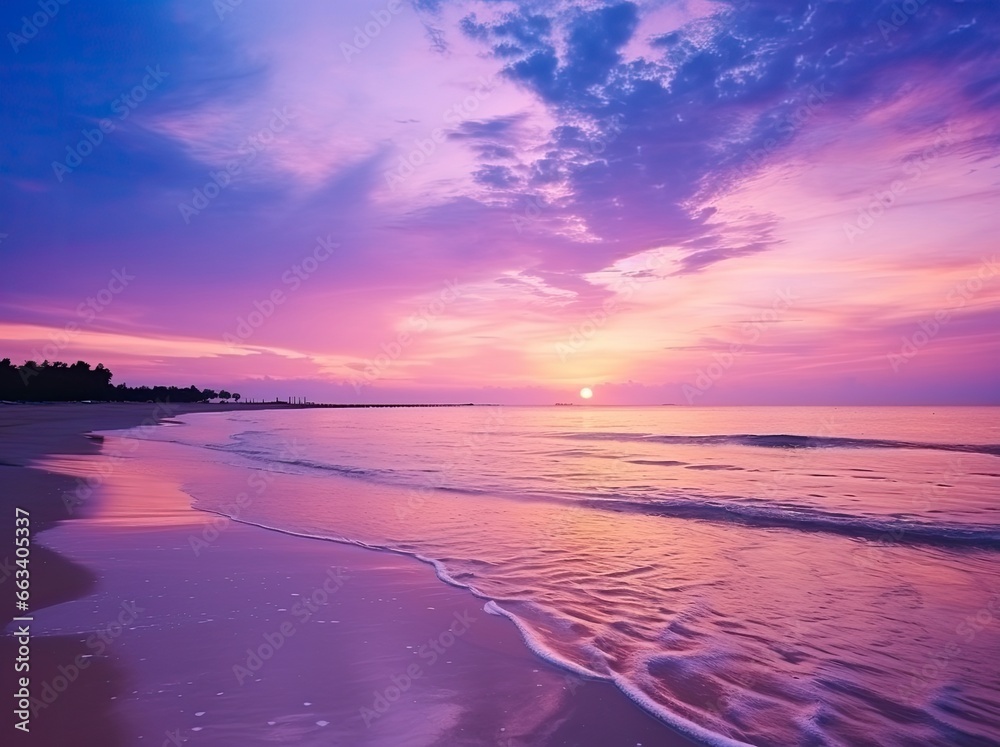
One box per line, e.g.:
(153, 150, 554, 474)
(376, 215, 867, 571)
(459, 11, 552, 50)
(454, 0, 1000, 277)
(461, 3, 638, 103)
(422, 22, 449, 54)
(561, 3, 640, 95)
(448, 114, 524, 141)
(474, 144, 517, 160)
(473, 164, 518, 188)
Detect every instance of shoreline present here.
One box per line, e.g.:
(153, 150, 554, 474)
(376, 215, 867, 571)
(1, 403, 697, 745)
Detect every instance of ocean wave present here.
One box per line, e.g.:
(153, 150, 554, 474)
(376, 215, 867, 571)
(559, 432, 1000, 456)
(204, 444, 392, 481)
(585, 495, 1000, 549)
(198, 443, 1000, 549)
(628, 459, 689, 467)
(275, 457, 386, 479)
(147, 428, 1000, 549)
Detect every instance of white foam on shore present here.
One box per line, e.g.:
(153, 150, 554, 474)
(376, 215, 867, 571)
(482, 598, 753, 747)
(607, 672, 754, 747)
(482, 600, 603, 680)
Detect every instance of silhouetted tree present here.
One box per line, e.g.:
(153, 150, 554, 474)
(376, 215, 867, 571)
(0, 359, 22, 397)
(219, 390, 231, 402)
(0, 358, 220, 403)
(233, 393, 241, 403)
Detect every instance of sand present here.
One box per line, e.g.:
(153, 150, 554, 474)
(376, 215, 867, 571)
(0, 403, 696, 746)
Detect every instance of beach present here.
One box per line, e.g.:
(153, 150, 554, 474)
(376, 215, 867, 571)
(1, 403, 692, 746)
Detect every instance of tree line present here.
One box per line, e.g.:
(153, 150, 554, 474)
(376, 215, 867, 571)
(0, 359, 239, 403)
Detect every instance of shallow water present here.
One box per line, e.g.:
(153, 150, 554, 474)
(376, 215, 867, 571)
(115, 406, 1000, 746)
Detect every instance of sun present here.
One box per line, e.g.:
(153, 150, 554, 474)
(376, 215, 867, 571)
(579, 387, 594, 400)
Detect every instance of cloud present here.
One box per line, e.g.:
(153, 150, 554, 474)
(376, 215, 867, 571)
(448, 114, 525, 140)
(448, 0, 1000, 280)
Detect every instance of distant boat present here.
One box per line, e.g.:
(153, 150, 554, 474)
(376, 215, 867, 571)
(554, 402, 574, 406)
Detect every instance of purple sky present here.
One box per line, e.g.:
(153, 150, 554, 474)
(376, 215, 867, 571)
(1, 0, 998, 404)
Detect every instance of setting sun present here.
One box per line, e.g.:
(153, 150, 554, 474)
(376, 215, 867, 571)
(580, 387, 594, 400)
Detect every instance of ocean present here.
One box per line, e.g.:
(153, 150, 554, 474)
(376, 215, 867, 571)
(112, 405, 1000, 746)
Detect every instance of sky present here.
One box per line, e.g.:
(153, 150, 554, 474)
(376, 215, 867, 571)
(1, 0, 998, 405)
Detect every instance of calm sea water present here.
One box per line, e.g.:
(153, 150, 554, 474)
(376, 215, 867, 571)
(119, 406, 1000, 746)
